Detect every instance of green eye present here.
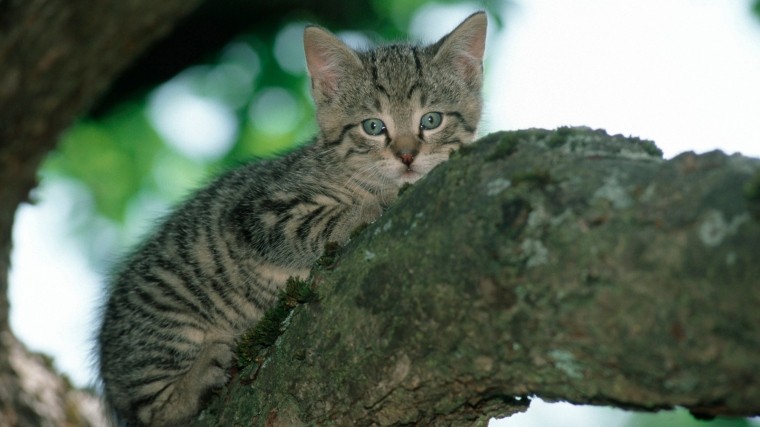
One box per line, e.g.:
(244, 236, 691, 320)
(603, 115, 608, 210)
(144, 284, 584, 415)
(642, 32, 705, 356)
(362, 118, 386, 136)
(420, 112, 443, 130)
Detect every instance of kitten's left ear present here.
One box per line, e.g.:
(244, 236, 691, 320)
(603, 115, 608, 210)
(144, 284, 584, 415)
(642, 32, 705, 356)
(433, 11, 487, 82)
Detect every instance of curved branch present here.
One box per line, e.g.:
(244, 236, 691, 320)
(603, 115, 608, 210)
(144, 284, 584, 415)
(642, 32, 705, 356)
(203, 128, 760, 426)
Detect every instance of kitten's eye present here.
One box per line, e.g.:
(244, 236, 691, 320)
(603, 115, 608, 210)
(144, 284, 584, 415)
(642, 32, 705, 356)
(420, 112, 443, 130)
(362, 118, 386, 136)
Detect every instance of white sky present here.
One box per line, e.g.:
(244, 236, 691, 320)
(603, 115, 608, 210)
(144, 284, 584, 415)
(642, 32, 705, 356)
(485, 0, 760, 159)
(8, 1, 760, 425)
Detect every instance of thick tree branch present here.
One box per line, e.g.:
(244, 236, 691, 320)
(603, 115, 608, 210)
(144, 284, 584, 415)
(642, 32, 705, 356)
(202, 128, 760, 426)
(0, 1, 202, 424)
(0, 0, 202, 330)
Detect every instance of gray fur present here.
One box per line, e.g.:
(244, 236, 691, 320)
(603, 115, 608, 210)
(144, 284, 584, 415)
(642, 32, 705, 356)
(97, 12, 486, 426)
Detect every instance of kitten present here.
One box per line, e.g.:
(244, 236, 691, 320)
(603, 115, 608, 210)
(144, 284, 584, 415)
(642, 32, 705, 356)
(97, 12, 486, 426)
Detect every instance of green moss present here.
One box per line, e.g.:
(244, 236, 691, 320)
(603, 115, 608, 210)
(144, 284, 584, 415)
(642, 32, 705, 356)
(511, 169, 554, 188)
(499, 197, 532, 238)
(743, 171, 760, 220)
(479, 130, 514, 145)
(236, 277, 318, 368)
(486, 136, 519, 161)
(236, 303, 289, 367)
(283, 275, 319, 305)
(316, 241, 341, 269)
(547, 126, 574, 148)
(398, 182, 414, 196)
(453, 131, 516, 159)
(634, 137, 663, 158)
(743, 171, 760, 201)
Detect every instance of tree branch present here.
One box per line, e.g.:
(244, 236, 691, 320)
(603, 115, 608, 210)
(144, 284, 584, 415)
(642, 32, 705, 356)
(0, 1, 202, 424)
(202, 128, 760, 426)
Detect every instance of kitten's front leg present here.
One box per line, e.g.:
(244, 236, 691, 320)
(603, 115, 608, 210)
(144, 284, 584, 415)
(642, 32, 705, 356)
(326, 199, 386, 246)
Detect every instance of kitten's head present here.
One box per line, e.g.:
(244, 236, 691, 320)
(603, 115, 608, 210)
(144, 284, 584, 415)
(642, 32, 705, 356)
(304, 12, 486, 187)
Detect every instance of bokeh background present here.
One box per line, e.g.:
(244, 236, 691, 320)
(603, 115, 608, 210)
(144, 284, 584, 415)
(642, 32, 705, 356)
(8, 1, 760, 425)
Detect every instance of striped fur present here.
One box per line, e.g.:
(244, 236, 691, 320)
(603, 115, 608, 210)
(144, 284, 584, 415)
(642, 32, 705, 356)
(97, 12, 486, 426)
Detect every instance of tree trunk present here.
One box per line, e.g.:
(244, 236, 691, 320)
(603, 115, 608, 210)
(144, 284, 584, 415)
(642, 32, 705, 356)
(0, 1, 202, 424)
(200, 128, 760, 426)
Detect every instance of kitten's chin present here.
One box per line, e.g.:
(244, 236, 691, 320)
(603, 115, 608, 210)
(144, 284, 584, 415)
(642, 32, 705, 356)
(378, 160, 431, 185)
(396, 170, 424, 184)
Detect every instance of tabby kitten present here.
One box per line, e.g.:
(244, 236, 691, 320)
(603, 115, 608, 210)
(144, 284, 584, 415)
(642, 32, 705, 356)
(97, 12, 486, 426)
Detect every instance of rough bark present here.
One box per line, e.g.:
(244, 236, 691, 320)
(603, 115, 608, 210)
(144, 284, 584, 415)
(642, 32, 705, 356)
(199, 128, 760, 426)
(0, 0, 202, 424)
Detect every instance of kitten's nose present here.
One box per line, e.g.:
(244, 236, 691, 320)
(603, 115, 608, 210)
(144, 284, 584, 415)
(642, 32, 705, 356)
(397, 150, 417, 166)
(392, 135, 420, 167)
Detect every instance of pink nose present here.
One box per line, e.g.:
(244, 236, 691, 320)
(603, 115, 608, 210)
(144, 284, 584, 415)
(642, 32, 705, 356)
(396, 150, 417, 167)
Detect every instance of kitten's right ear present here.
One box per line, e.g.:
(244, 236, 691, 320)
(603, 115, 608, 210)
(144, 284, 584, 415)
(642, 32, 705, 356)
(304, 26, 362, 102)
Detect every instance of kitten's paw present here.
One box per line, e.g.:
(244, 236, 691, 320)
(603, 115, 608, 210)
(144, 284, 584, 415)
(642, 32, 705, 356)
(199, 341, 234, 390)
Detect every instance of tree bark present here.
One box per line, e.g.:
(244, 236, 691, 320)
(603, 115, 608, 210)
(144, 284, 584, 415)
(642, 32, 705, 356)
(0, 1, 202, 424)
(200, 128, 760, 426)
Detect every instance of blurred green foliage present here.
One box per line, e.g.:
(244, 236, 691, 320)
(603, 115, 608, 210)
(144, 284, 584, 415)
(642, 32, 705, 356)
(47, 103, 164, 221)
(624, 408, 753, 427)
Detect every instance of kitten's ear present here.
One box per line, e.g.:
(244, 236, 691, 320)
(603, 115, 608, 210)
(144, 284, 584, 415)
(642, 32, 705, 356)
(304, 25, 362, 102)
(433, 11, 487, 82)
